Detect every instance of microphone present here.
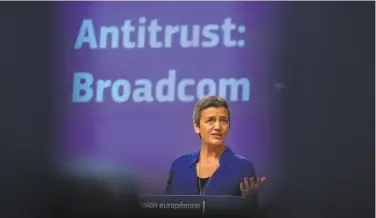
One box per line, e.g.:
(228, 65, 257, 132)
(165, 171, 174, 193)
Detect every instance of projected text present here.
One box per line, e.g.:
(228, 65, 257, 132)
(72, 69, 250, 103)
(74, 17, 247, 49)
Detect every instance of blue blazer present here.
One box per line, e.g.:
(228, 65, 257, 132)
(165, 146, 257, 196)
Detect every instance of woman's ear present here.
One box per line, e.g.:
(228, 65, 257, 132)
(193, 121, 200, 134)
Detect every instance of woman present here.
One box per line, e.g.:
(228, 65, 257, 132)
(165, 96, 266, 198)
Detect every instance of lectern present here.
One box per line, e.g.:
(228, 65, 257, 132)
(139, 195, 257, 217)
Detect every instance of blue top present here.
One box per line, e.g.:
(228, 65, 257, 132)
(165, 146, 257, 197)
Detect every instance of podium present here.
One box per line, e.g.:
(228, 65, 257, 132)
(139, 195, 257, 217)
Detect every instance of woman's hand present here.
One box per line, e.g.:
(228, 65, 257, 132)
(240, 177, 266, 198)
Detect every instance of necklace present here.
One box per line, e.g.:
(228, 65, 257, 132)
(197, 161, 220, 195)
(197, 145, 226, 195)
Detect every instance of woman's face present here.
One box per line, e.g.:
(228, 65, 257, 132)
(193, 106, 230, 147)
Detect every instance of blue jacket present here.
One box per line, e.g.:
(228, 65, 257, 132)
(165, 146, 257, 196)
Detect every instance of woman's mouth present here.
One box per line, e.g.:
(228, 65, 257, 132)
(211, 133, 223, 138)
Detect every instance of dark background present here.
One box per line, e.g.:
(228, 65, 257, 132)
(0, 2, 374, 218)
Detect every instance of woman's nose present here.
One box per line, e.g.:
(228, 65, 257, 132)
(214, 121, 221, 130)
